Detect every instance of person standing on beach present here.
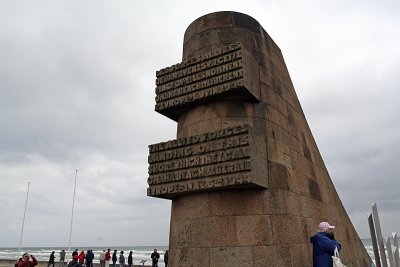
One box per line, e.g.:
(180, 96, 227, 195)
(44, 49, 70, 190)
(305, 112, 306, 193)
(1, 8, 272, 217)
(119, 251, 125, 267)
(105, 249, 111, 267)
(89, 249, 94, 267)
(85, 250, 94, 267)
(164, 250, 168, 267)
(127, 251, 133, 267)
(99, 249, 106, 267)
(59, 250, 66, 267)
(47, 251, 56, 267)
(310, 221, 342, 267)
(72, 249, 78, 258)
(150, 249, 160, 267)
(112, 250, 118, 267)
(78, 251, 85, 265)
(17, 253, 38, 267)
(58, 250, 66, 267)
(67, 255, 82, 267)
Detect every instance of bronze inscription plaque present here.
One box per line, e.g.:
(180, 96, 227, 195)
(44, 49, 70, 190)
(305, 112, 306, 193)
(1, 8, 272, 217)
(155, 42, 260, 121)
(147, 124, 268, 199)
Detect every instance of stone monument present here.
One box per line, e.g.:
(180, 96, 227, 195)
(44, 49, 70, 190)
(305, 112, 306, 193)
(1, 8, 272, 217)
(147, 11, 371, 266)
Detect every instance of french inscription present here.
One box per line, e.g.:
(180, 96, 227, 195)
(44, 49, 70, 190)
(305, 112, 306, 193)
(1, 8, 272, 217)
(156, 43, 242, 79)
(147, 124, 268, 198)
(154, 42, 260, 120)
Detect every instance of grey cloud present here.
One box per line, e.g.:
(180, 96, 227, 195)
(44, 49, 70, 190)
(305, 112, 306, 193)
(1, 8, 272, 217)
(0, 0, 399, 247)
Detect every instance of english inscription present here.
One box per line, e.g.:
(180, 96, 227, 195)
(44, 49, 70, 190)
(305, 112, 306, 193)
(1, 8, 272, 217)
(147, 124, 268, 199)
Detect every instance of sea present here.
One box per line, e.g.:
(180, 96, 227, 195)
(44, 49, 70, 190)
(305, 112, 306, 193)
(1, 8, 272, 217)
(0, 246, 168, 267)
(0, 240, 376, 265)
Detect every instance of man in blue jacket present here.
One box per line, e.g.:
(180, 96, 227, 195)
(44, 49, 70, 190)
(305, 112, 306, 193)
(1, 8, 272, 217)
(310, 221, 342, 267)
(85, 250, 94, 267)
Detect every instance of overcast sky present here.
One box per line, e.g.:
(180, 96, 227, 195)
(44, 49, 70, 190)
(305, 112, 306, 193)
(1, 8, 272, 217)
(1, 0, 399, 247)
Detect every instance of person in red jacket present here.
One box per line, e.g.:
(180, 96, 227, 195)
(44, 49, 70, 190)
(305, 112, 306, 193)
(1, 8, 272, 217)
(104, 248, 111, 267)
(78, 251, 85, 265)
(18, 253, 38, 267)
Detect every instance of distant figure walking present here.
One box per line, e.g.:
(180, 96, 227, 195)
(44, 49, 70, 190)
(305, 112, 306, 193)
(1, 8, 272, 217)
(164, 250, 168, 267)
(119, 251, 125, 267)
(310, 222, 342, 267)
(47, 251, 55, 267)
(150, 249, 160, 267)
(59, 250, 66, 267)
(99, 249, 106, 267)
(127, 251, 133, 267)
(105, 249, 111, 267)
(112, 250, 118, 267)
(17, 253, 38, 267)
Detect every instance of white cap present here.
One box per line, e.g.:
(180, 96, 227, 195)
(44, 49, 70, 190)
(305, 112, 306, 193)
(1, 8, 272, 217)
(319, 222, 335, 232)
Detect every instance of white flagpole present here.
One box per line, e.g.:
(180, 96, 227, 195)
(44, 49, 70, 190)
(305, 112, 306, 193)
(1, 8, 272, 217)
(68, 170, 78, 262)
(18, 181, 30, 260)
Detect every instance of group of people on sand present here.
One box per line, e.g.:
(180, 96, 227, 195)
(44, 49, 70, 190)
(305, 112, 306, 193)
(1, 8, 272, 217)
(69, 249, 95, 267)
(67, 248, 169, 267)
(16, 248, 169, 267)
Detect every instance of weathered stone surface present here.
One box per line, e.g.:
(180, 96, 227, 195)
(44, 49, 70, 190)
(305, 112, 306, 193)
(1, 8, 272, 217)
(148, 11, 371, 267)
(209, 246, 253, 267)
(190, 216, 238, 247)
(169, 247, 209, 267)
(169, 218, 191, 248)
(171, 193, 209, 219)
(236, 215, 273, 246)
(208, 190, 264, 216)
(262, 189, 287, 215)
(253, 245, 292, 267)
(268, 162, 289, 190)
(289, 243, 312, 267)
(271, 215, 309, 244)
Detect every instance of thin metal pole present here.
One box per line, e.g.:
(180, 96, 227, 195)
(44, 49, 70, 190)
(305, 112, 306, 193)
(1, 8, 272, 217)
(386, 238, 394, 267)
(372, 202, 388, 267)
(68, 170, 78, 262)
(18, 181, 30, 260)
(393, 232, 399, 267)
(368, 212, 381, 267)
